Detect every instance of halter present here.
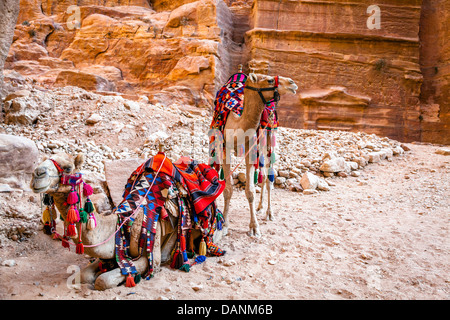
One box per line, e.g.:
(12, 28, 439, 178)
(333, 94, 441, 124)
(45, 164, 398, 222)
(49, 158, 64, 176)
(245, 76, 280, 107)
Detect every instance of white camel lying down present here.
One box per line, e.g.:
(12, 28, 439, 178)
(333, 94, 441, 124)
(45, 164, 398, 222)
(30, 152, 220, 290)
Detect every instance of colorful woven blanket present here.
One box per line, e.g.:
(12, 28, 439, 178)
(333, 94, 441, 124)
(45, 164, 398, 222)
(114, 153, 225, 280)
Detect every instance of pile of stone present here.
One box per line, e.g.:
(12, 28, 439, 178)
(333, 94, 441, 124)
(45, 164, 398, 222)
(227, 128, 407, 194)
(1, 85, 408, 198)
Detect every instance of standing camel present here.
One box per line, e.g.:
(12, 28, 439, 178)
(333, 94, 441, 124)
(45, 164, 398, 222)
(218, 73, 298, 237)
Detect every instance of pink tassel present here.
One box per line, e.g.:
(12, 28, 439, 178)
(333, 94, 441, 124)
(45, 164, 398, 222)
(83, 183, 93, 197)
(67, 188, 79, 205)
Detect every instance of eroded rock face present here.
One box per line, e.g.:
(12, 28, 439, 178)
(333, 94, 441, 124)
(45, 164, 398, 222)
(419, 0, 450, 145)
(0, 0, 20, 99)
(246, 0, 424, 143)
(3, 0, 449, 144)
(6, 0, 240, 108)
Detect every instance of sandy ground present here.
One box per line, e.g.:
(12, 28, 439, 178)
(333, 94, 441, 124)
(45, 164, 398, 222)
(0, 143, 448, 300)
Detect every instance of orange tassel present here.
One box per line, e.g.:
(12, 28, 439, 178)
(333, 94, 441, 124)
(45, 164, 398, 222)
(126, 273, 136, 287)
(67, 205, 80, 224)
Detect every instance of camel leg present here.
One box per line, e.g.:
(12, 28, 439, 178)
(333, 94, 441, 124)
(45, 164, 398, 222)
(245, 154, 260, 237)
(80, 259, 101, 285)
(94, 255, 149, 291)
(265, 177, 274, 221)
(153, 221, 162, 272)
(222, 161, 232, 236)
(256, 175, 265, 214)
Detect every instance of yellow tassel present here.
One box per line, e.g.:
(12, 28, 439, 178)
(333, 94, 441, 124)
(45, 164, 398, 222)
(42, 207, 51, 224)
(199, 238, 207, 256)
(50, 205, 57, 220)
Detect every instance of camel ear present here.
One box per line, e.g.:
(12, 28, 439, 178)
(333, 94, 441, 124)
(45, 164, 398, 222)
(74, 153, 85, 170)
(249, 73, 258, 83)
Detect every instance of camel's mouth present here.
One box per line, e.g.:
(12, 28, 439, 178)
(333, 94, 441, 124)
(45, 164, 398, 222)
(290, 84, 298, 94)
(30, 177, 52, 193)
(31, 165, 57, 193)
(32, 184, 51, 193)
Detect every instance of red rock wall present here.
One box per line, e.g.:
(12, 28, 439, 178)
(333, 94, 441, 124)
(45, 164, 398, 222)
(246, 0, 424, 142)
(8, 0, 237, 108)
(4, 0, 449, 143)
(419, 0, 450, 144)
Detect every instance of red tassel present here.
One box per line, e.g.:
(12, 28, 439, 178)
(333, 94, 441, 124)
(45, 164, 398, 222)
(258, 169, 263, 184)
(180, 235, 186, 252)
(67, 189, 79, 205)
(83, 183, 93, 197)
(61, 237, 70, 249)
(170, 250, 180, 269)
(98, 262, 107, 273)
(66, 223, 77, 237)
(76, 241, 84, 254)
(67, 205, 80, 224)
(170, 249, 184, 269)
(126, 273, 136, 287)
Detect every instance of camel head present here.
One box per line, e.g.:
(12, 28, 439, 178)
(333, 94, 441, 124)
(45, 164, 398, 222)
(30, 152, 85, 194)
(246, 73, 298, 99)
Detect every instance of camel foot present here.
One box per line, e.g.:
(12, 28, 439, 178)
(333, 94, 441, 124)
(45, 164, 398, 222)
(222, 226, 229, 237)
(256, 205, 265, 215)
(94, 268, 126, 290)
(80, 260, 100, 285)
(248, 224, 261, 238)
(265, 208, 274, 221)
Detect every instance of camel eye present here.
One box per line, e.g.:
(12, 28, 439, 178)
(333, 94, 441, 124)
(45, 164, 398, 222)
(63, 166, 72, 173)
(268, 78, 274, 84)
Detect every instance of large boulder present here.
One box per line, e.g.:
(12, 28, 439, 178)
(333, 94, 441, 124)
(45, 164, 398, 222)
(3, 89, 54, 125)
(319, 156, 350, 173)
(103, 158, 145, 207)
(300, 171, 319, 190)
(0, 134, 39, 191)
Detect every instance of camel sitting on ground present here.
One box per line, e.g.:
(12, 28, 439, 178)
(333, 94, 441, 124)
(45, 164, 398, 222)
(30, 152, 180, 290)
(221, 73, 298, 237)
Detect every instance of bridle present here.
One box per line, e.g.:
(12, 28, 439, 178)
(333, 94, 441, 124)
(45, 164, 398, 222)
(49, 158, 64, 177)
(244, 75, 280, 107)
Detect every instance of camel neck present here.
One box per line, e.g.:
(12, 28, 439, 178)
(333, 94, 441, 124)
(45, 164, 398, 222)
(241, 88, 266, 131)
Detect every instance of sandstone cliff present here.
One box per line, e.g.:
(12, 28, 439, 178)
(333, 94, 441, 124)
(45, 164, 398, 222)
(0, 0, 20, 99)
(419, 0, 450, 144)
(2, 0, 449, 143)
